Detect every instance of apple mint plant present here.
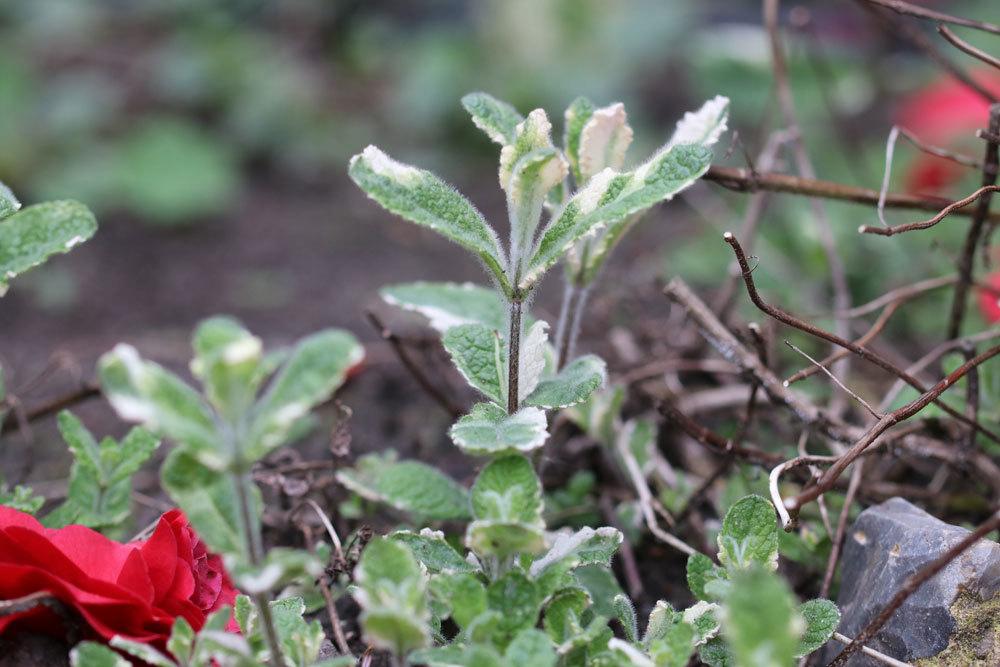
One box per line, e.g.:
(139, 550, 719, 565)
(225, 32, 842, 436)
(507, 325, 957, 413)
(96, 317, 363, 666)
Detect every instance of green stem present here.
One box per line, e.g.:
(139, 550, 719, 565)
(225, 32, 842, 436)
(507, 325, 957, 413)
(234, 470, 285, 667)
(507, 299, 522, 415)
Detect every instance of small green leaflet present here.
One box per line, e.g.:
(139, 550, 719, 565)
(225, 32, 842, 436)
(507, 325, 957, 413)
(466, 520, 546, 559)
(390, 528, 476, 574)
(505, 627, 557, 667)
(612, 594, 638, 643)
(337, 451, 471, 521)
(462, 92, 524, 146)
(683, 600, 721, 646)
(0, 484, 44, 514)
(43, 411, 159, 531)
(0, 181, 20, 219)
(686, 552, 728, 601)
(380, 281, 506, 332)
(722, 569, 800, 667)
(355, 537, 431, 656)
(642, 600, 679, 648)
(470, 454, 542, 523)
(525, 354, 606, 409)
(795, 599, 840, 657)
(70, 642, 130, 667)
(648, 620, 695, 667)
(442, 323, 505, 405)
(486, 570, 543, 649)
(348, 146, 510, 295)
(717, 495, 779, 571)
(450, 402, 548, 456)
(0, 200, 97, 295)
(523, 143, 713, 290)
(430, 571, 487, 630)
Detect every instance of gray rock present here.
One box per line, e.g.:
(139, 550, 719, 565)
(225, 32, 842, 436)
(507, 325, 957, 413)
(821, 497, 1000, 666)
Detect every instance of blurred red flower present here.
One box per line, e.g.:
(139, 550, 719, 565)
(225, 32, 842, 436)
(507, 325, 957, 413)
(978, 271, 1000, 324)
(895, 70, 1000, 193)
(0, 507, 238, 649)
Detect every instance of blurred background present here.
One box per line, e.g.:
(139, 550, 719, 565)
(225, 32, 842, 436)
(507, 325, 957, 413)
(2, 0, 998, 488)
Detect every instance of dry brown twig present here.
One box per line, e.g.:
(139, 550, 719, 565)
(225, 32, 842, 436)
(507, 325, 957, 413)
(862, 0, 1000, 36)
(937, 25, 1000, 71)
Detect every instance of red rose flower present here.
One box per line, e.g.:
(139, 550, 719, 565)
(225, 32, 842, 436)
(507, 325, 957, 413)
(895, 70, 1000, 194)
(0, 507, 238, 649)
(978, 271, 1000, 324)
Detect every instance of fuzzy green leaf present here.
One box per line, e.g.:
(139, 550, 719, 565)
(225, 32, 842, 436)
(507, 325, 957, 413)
(723, 569, 799, 667)
(686, 552, 727, 601)
(268, 597, 326, 666)
(525, 354, 606, 409)
(462, 92, 524, 145)
(442, 324, 505, 405)
(391, 529, 476, 574)
(529, 526, 623, 577)
(699, 637, 736, 667)
(470, 454, 542, 523)
(0, 182, 20, 219)
(337, 451, 471, 521)
(642, 600, 679, 648)
(543, 587, 591, 643)
(167, 617, 195, 664)
(649, 621, 695, 667)
(430, 572, 487, 629)
(450, 402, 548, 456)
(70, 642, 130, 667)
(612, 594, 638, 643)
(108, 638, 174, 667)
(248, 329, 363, 458)
(356, 537, 430, 656)
(718, 495, 779, 571)
(160, 449, 244, 555)
(524, 144, 712, 290)
(505, 628, 557, 667)
(795, 599, 840, 657)
(411, 644, 504, 667)
(381, 281, 505, 332)
(487, 570, 542, 649)
(0, 200, 96, 295)
(466, 521, 546, 559)
(44, 412, 159, 530)
(99, 344, 223, 468)
(508, 148, 568, 281)
(349, 146, 509, 293)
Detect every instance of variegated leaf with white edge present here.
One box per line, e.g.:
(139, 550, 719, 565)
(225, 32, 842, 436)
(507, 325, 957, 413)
(380, 281, 506, 332)
(682, 600, 721, 646)
(525, 354, 606, 409)
(98, 344, 223, 468)
(523, 142, 712, 290)
(499, 109, 560, 192)
(563, 97, 596, 185)
(666, 95, 730, 151)
(518, 320, 549, 403)
(390, 528, 477, 574)
(795, 599, 840, 657)
(462, 92, 524, 146)
(0, 200, 97, 296)
(577, 102, 633, 184)
(507, 148, 569, 282)
(470, 454, 543, 524)
(247, 329, 364, 459)
(450, 402, 548, 456)
(442, 323, 505, 405)
(528, 526, 623, 577)
(348, 146, 510, 294)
